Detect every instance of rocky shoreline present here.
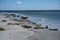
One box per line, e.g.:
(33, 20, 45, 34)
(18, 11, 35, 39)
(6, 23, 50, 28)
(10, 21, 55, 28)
(0, 13, 60, 40)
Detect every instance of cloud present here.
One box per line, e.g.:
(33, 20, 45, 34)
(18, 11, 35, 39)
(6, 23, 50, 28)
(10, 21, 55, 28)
(16, 1, 22, 4)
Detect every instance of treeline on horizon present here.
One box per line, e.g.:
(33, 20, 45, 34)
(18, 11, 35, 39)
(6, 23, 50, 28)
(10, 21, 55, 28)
(0, 10, 60, 12)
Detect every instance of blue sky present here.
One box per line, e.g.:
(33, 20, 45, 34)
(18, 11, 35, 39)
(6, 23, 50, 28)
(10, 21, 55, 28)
(0, 0, 60, 10)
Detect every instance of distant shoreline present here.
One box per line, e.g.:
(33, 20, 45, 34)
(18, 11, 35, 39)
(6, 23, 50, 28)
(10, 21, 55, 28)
(0, 10, 60, 12)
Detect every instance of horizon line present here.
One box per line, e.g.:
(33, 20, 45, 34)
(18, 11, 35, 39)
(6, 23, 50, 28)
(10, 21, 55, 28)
(0, 10, 60, 11)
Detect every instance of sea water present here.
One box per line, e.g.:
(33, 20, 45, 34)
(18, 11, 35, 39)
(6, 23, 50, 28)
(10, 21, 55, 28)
(18, 11, 60, 30)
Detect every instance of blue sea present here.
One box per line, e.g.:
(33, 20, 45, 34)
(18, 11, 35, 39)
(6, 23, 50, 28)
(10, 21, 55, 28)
(0, 11, 60, 30)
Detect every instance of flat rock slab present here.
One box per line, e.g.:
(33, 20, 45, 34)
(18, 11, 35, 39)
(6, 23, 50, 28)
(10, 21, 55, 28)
(31, 29, 60, 40)
(0, 30, 34, 40)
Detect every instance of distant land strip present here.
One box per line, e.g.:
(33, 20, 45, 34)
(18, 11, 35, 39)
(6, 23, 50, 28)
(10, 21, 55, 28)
(0, 10, 60, 12)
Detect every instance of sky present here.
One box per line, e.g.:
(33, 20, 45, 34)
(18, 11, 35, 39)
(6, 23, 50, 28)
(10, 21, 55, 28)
(0, 0, 60, 10)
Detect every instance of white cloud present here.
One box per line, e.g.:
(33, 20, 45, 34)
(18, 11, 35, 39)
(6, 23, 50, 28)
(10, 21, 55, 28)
(16, 1, 22, 4)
